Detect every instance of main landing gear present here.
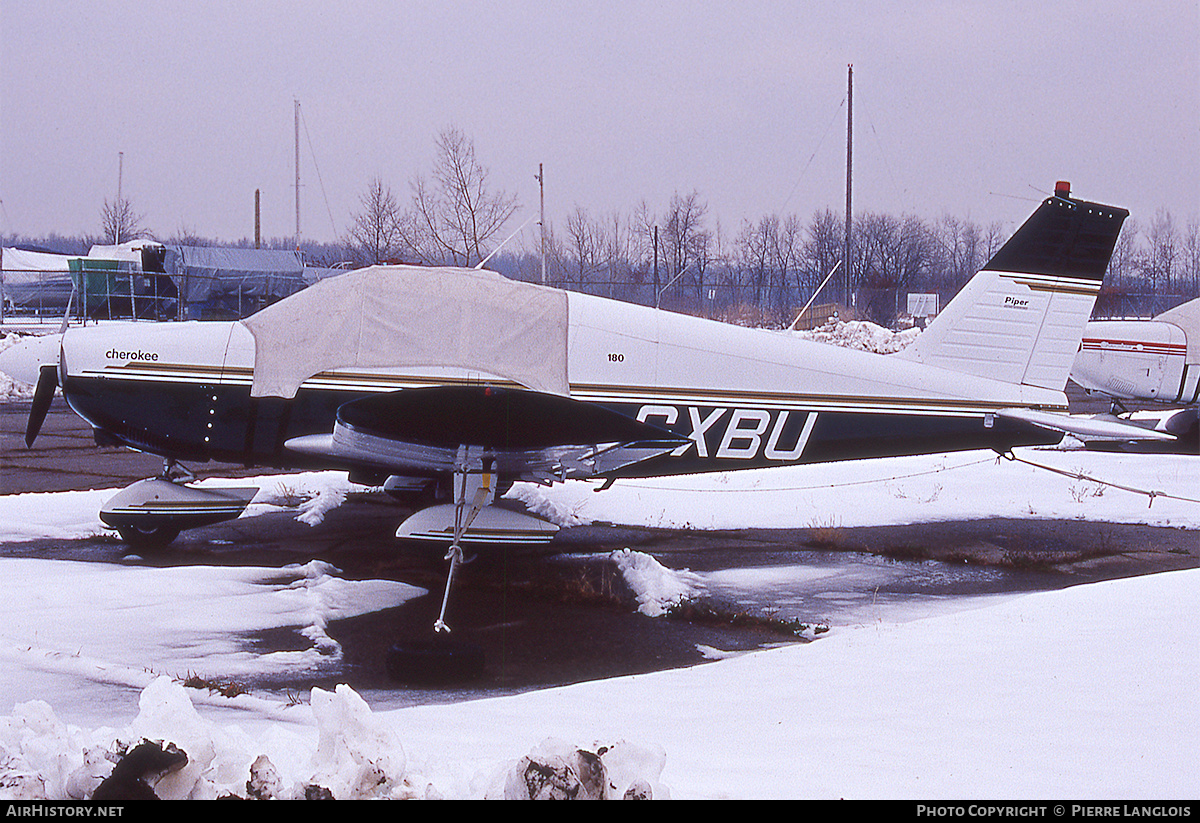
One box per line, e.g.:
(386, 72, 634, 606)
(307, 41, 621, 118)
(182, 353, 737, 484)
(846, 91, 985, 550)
(392, 452, 559, 633)
(385, 451, 560, 685)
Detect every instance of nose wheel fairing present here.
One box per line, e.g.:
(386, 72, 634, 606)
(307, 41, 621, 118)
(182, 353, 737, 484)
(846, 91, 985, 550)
(99, 478, 258, 547)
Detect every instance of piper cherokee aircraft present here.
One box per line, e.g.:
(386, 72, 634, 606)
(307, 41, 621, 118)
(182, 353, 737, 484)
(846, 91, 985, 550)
(22, 181, 1159, 631)
(1069, 296, 1200, 453)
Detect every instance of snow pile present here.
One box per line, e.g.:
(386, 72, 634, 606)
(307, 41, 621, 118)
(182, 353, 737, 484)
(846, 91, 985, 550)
(0, 330, 35, 356)
(610, 549, 705, 617)
(0, 371, 35, 402)
(487, 737, 667, 799)
(307, 684, 412, 799)
(792, 318, 920, 353)
(2, 566, 1197, 799)
(0, 329, 63, 390)
(0, 488, 117, 542)
(0, 676, 672, 800)
(504, 483, 591, 526)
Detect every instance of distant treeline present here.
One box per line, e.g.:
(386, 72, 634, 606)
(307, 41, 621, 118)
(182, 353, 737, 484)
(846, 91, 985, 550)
(6, 200, 1198, 326)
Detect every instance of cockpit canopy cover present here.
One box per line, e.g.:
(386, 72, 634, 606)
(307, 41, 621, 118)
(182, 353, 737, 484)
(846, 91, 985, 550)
(241, 265, 570, 399)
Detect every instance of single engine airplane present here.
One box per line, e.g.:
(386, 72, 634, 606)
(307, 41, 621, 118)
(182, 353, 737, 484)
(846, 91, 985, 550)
(21, 181, 1157, 630)
(1069, 296, 1200, 453)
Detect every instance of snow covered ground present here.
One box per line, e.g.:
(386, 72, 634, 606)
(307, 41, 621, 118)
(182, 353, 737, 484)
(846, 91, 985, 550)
(0, 450, 1195, 799)
(0, 322, 1197, 799)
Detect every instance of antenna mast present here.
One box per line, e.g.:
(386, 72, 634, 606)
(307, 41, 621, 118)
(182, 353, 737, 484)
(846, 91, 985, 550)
(844, 64, 853, 310)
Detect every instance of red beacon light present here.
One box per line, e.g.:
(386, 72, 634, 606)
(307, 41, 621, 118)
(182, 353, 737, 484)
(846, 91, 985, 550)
(1054, 181, 1071, 199)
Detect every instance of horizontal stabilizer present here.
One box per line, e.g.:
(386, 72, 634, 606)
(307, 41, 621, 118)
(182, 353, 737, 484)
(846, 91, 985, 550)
(997, 408, 1177, 442)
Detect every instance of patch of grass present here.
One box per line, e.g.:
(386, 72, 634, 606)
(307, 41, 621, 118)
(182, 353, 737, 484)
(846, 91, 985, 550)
(179, 671, 249, 698)
(666, 600, 829, 639)
(806, 516, 847, 549)
(272, 482, 310, 508)
(479, 560, 629, 609)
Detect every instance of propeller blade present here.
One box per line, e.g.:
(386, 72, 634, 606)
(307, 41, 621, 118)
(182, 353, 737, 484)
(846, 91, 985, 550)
(24, 364, 58, 448)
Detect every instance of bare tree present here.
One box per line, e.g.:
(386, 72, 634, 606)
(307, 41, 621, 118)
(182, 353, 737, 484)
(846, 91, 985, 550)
(734, 215, 776, 307)
(100, 197, 147, 244)
(1108, 218, 1140, 292)
(660, 191, 711, 306)
(401, 126, 520, 267)
(347, 177, 404, 265)
(1184, 219, 1200, 298)
(565, 206, 603, 288)
(853, 213, 935, 326)
(801, 209, 844, 304)
(559, 206, 640, 298)
(1142, 209, 1180, 299)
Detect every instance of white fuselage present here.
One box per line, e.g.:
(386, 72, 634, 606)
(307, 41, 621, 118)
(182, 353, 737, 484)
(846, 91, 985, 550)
(60, 287, 1066, 477)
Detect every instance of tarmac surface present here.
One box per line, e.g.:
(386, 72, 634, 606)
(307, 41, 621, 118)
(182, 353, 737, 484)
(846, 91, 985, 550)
(3, 395, 1198, 705)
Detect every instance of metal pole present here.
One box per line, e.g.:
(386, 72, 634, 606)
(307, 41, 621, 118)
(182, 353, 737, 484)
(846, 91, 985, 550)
(294, 99, 301, 252)
(538, 163, 546, 285)
(844, 64, 853, 311)
(653, 226, 659, 307)
(116, 152, 124, 245)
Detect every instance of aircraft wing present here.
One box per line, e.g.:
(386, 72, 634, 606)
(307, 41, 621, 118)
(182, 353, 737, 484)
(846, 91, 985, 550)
(284, 385, 688, 482)
(997, 408, 1178, 442)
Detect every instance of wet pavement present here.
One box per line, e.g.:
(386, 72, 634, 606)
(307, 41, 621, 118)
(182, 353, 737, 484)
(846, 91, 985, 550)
(3, 398, 1198, 709)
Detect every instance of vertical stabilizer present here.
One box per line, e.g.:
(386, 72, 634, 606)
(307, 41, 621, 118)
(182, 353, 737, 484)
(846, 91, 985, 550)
(897, 183, 1128, 391)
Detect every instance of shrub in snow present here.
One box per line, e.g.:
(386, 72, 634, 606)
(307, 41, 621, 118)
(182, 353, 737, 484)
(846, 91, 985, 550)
(296, 485, 348, 526)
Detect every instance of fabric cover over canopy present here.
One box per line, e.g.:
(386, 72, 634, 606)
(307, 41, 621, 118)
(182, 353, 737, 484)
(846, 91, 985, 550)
(241, 265, 570, 399)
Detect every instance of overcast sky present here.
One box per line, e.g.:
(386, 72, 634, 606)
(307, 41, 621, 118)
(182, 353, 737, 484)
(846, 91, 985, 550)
(2, 0, 1197, 250)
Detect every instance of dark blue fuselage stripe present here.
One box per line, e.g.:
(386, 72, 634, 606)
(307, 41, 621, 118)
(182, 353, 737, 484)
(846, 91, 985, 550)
(63, 376, 1059, 477)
